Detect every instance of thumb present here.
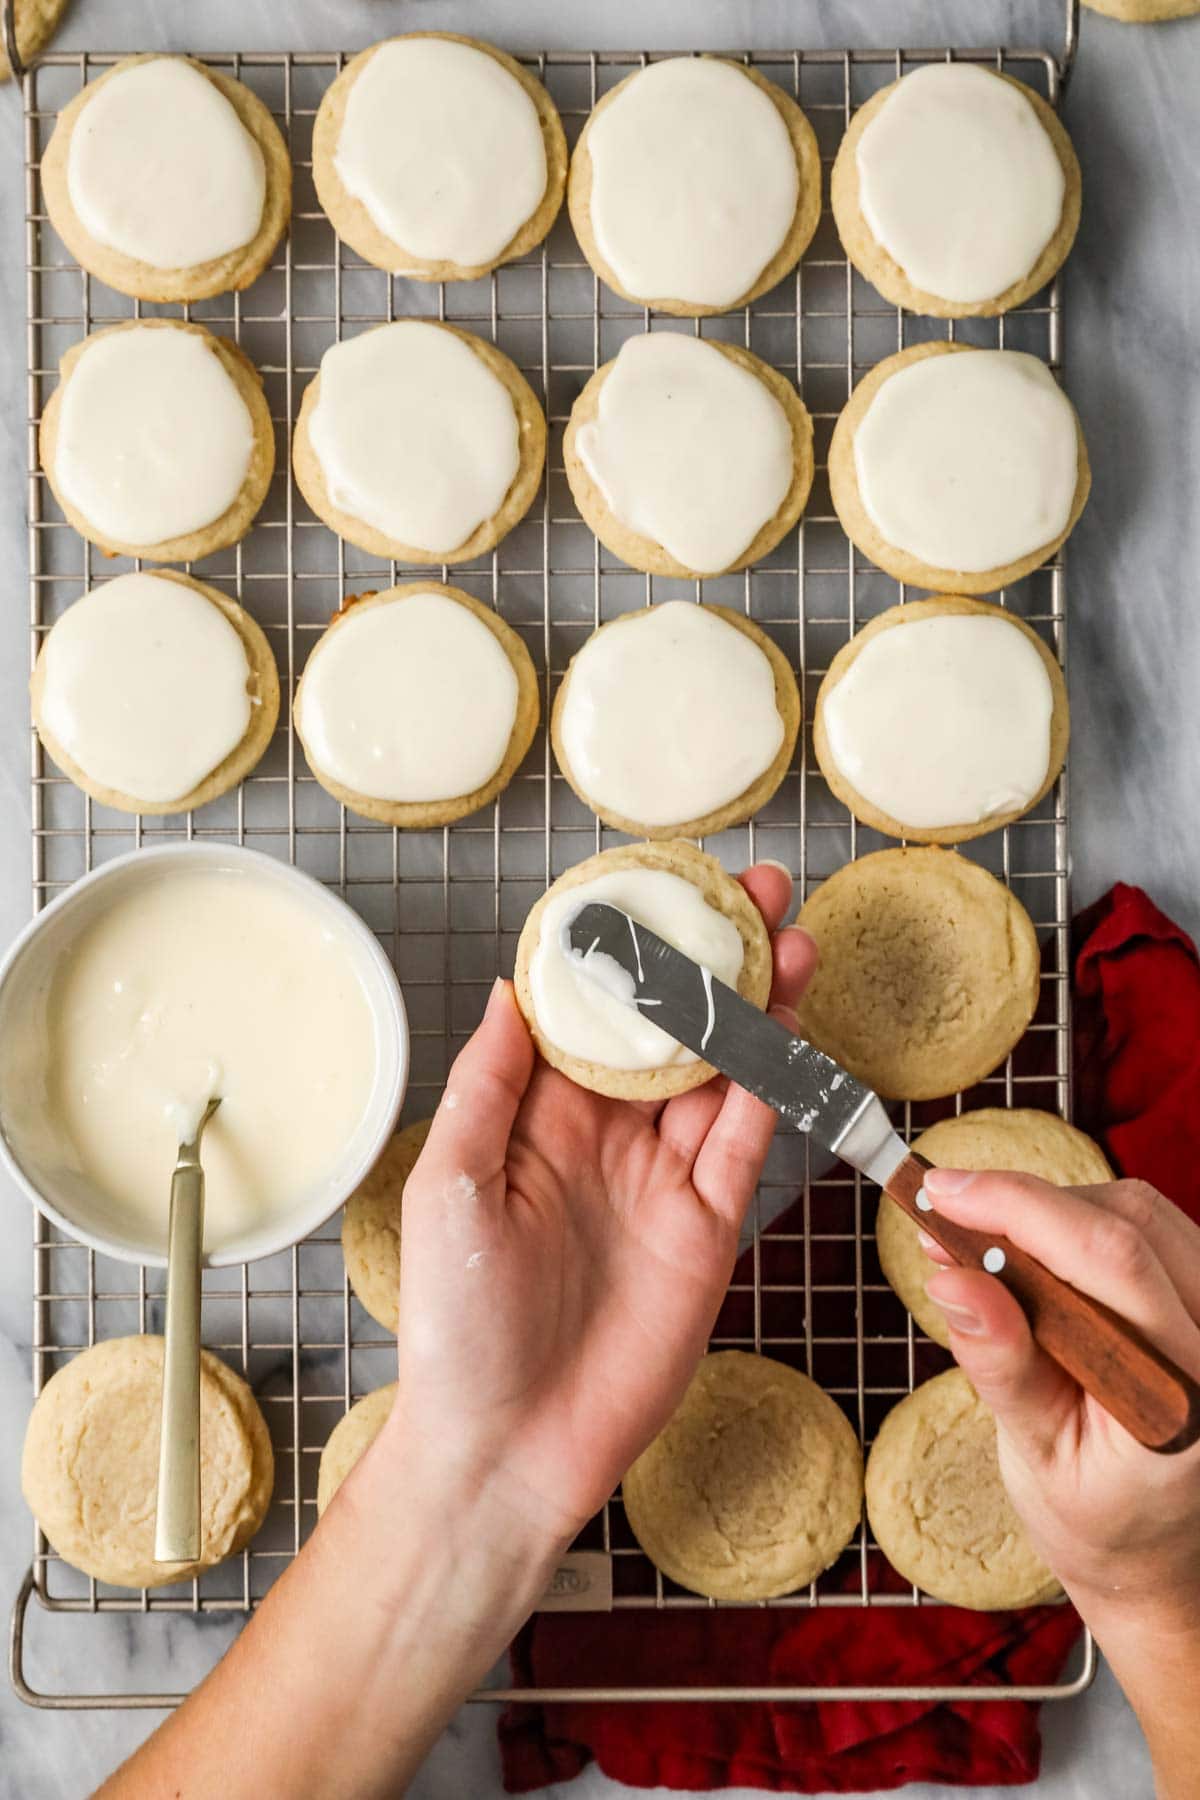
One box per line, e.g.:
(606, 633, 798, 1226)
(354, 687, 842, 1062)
(418, 978, 534, 1193)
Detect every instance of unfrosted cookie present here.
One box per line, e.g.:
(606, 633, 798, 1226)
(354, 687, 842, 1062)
(1084, 0, 1200, 17)
(341, 1120, 432, 1332)
(316, 1384, 397, 1517)
(813, 597, 1068, 844)
(313, 34, 566, 280)
(569, 57, 821, 316)
(563, 334, 813, 578)
(792, 847, 1040, 1102)
(877, 1108, 1113, 1348)
(295, 584, 539, 829)
(828, 341, 1090, 596)
(513, 841, 772, 1102)
(831, 67, 1080, 318)
(21, 1336, 274, 1589)
(31, 570, 279, 815)
(0, 0, 67, 80)
(622, 1351, 863, 1600)
(292, 319, 545, 564)
(866, 1368, 1060, 1608)
(551, 602, 800, 840)
(39, 319, 275, 563)
(42, 56, 291, 302)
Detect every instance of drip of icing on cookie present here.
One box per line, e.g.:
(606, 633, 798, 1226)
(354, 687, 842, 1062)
(531, 868, 744, 1070)
(38, 573, 253, 806)
(53, 326, 255, 547)
(558, 602, 785, 827)
(585, 58, 800, 308)
(333, 37, 548, 266)
(855, 66, 1065, 305)
(822, 613, 1054, 828)
(306, 323, 520, 555)
(67, 58, 266, 270)
(574, 335, 794, 574)
(297, 591, 519, 803)
(852, 350, 1077, 573)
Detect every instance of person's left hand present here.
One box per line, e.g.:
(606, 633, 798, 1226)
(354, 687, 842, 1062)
(380, 863, 815, 1548)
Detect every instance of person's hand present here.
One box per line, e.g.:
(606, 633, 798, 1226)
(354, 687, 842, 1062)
(381, 863, 816, 1549)
(920, 1168, 1200, 1630)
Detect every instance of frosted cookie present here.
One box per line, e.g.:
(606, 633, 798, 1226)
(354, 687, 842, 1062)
(563, 333, 813, 578)
(793, 847, 1040, 1102)
(316, 1384, 397, 1517)
(622, 1351, 863, 1601)
(21, 1336, 274, 1590)
(292, 320, 545, 563)
(295, 583, 539, 829)
(41, 55, 291, 302)
(813, 597, 1068, 844)
(39, 320, 274, 563)
(551, 602, 800, 839)
(877, 1108, 1113, 1348)
(1084, 0, 1200, 17)
(828, 342, 1090, 596)
(313, 34, 566, 280)
(831, 66, 1080, 317)
(0, 0, 67, 80)
(866, 1368, 1060, 1608)
(341, 1119, 432, 1333)
(569, 57, 821, 316)
(513, 840, 772, 1102)
(31, 571, 279, 815)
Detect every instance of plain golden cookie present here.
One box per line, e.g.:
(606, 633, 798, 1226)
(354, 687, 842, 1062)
(813, 597, 1069, 844)
(316, 1384, 397, 1517)
(21, 1335, 274, 1589)
(792, 846, 1041, 1102)
(830, 72, 1081, 318)
(1084, 0, 1200, 17)
(312, 34, 567, 280)
(0, 0, 67, 80)
(550, 604, 801, 839)
(513, 840, 773, 1102)
(30, 570, 280, 816)
(341, 1119, 432, 1332)
(295, 583, 540, 829)
(39, 319, 276, 564)
(827, 341, 1091, 596)
(568, 59, 822, 317)
(562, 343, 814, 578)
(866, 1368, 1060, 1609)
(292, 321, 546, 564)
(41, 56, 292, 302)
(622, 1351, 864, 1600)
(877, 1108, 1113, 1348)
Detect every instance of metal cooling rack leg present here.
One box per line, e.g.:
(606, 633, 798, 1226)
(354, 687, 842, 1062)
(10, 1569, 186, 1710)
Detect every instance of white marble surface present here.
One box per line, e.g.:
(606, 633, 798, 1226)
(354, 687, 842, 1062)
(1, 1, 1194, 1795)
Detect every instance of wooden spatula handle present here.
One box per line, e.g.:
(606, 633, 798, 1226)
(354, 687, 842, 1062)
(886, 1152, 1200, 1455)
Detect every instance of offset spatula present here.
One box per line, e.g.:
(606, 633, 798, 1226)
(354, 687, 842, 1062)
(567, 902, 1200, 1454)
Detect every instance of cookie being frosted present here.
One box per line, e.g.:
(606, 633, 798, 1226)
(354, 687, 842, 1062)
(866, 1368, 1060, 1609)
(1084, 0, 1200, 17)
(793, 847, 1040, 1102)
(42, 55, 291, 302)
(831, 66, 1080, 317)
(341, 1119, 432, 1333)
(1, 0, 68, 80)
(569, 57, 821, 316)
(513, 841, 772, 1101)
(814, 597, 1068, 844)
(622, 1351, 863, 1600)
(317, 1384, 397, 1517)
(877, 1108, 1113, 1348)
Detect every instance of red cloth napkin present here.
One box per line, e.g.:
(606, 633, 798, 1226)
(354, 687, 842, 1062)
(499, 885, 1200, 1793)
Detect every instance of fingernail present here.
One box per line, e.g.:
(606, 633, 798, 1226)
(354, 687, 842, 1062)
(925, 1278, 986, 1335)
(924, 1167, 977, 1197)
(916, 1229, 939, 1256)
(758, 859, 794, 882)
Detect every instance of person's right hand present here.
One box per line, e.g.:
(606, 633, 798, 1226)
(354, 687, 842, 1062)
(920, 1168, 1200, 1629)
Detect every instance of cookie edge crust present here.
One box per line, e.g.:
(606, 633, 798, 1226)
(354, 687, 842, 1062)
(291, 319, 547, 564)
(341, 1117, 434, 1332)
(294, 581, 540, 829)
(827, 340, 1091, 596)
(830, 71, 1081, 319)
(567, 58, 823, 318)
(812, 595, 1069, 844)
(316, 1382, 398, 1517)
(312, 32, 568, 280)
(550, 603, 801, 839)
(1, 0, 70, 82)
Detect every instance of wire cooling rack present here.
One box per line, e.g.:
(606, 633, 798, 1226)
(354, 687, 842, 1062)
(8, 14, 1096, 1710)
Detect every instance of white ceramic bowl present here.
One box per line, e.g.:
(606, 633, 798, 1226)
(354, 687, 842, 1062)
(0, 843, 408, 1267)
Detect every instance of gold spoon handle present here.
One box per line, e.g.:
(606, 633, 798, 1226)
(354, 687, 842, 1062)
(155, 1159, 205, 1563)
